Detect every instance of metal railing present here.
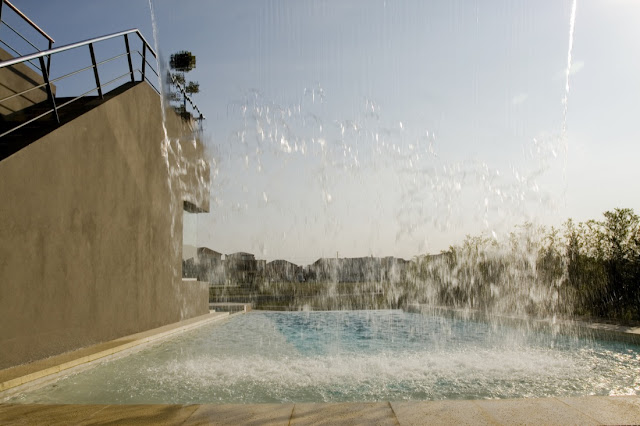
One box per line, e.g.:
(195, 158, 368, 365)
(0, 27, 203, 139)
(170, 73, 204, 120)
(0, 0, 54, 73)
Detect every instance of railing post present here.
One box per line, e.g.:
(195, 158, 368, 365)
(141, 43, 146, 82)
(46, 39, 52, 75)
(0, 1, 4, 34)
(88, 43, 103, 99)
(39, 55, 59, 123)
(124, 33, 134, 83)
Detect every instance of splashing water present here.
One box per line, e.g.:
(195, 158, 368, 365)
(149, 0, 211, 318)
(11, 311, 640, 404)
(194, 3, 585, 318)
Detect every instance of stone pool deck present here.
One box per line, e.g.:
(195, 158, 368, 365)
(0, 396, 639, 425)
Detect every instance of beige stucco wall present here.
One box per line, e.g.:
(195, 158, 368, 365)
(0, 82, 209, 370)
(0, 47, 55, 116)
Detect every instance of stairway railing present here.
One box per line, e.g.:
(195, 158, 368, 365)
(0, 0, 54, 73)
(0, 27, 203, 139)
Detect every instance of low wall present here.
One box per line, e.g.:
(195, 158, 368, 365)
(0, 82, 209, 370)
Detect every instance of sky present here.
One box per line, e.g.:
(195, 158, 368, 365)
(6, 1, 640, 264)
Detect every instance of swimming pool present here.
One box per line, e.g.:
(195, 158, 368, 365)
(9, 310, 640, 404)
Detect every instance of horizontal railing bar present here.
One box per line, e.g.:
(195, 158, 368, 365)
(2, 20, 42, 52)
(42, 71, 133, 112)
(0, 20, 204, 138)
(3, 50, 134, 101)
(0, 28, 154, 69)
(94, 51, 129, 68)
(92, 71, 134, 94)
(0, 80, 46, 104)
(49, 51, 132, 85)
(56, 71, 136, 111)
(171, 75, 204, 118)
(0, 71, 137, 138)
(144, 77, 160, 95)
(54, 89, 100, 110)
(0, 44, 37, 70)
(135, 69, 160, 93)
(3, 0, 55, 43)
(1, 64, 149, 121)
(49, 63, 95, 84)
(0, 38, 23, 58)
(0, 107, 54, 138)
(147, 65, 159, 77)
(0, 39, 42, 70)
(135, 51, 159, 77)
(134, 32, 156, 59)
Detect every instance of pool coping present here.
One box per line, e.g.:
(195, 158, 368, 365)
(0, 396, 639, 424)
(0, 309, 244, 397)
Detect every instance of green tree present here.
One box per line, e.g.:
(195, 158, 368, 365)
(601, 208, 640, 319)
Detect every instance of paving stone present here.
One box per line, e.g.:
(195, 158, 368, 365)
(391, 400, 498, 425)
(0, 403, 109, 425)
(558, 395, 640, 425)
(474, 397, 598, 426)
(184, 403, 294, 426)
(290, 402, 399, 426)
(79, 404, 198, 425)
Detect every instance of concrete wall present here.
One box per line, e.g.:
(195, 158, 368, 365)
(0, 82, 209, 370)
(0, 47, 55, 116)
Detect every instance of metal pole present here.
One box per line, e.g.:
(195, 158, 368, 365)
(39, 55, 59, 123)
(0, 1, 4, 34)
(123, 33, 134, 83)
(4, 0, 54, 43)
(89, 43, 102, 99)
(141, 43, 146, 82)
(182, 72, 186, 113)
(46, 39, 52, 75)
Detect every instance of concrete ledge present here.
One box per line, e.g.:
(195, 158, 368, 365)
(0, 396, 639, 425)
(0, 311, 233, 395)
(210, 302, 252, 313)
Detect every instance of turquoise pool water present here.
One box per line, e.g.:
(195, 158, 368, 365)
(9, 310, 640, 404)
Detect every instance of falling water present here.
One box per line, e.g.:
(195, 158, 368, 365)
(561, 0, 578, 179)
(148, 0, 169, 154)
(562, 0, 578, 137)
(196, 2, 584, 318)
(149, 0, 211, 318)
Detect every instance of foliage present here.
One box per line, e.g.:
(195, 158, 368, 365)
(167, 50, 200, 120)
(205, 207, 639, 322)
(402, 208, 640, 322)
(169, 51, 196, 72)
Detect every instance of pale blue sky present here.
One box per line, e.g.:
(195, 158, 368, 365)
(8, 1, 640, 264)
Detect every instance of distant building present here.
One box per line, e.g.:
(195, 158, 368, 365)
(182, 247, 225, 284)
(266, 260, 304, 282)
(197, 247, 223, 266)
(226, 252, 260, 287)
(308, 256, 410, 283)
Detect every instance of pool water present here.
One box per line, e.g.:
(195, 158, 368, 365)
(9, 310, 640, 404)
